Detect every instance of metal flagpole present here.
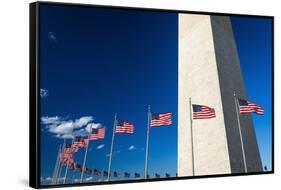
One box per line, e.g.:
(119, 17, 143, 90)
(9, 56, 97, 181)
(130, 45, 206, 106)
(144, 105, 151, 179)
(63, 138, 75, 184)
(234, 92, 248, 173)
(51, 144, 62, 184)
(56, 139, 66, 184)
(107, 113, 117, 181)
(80, 129, 91, 183)
(189, 98, 195, 176)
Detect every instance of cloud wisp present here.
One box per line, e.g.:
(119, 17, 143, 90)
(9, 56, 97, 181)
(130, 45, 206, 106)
(96, 144, 105, 150)
(40, 88, 49, 98)
(41, 116, 103, 139)
(128, 145, 136, 151)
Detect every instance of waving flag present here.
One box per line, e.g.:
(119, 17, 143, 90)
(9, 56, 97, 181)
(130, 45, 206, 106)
(63, 144, 73, 154)
(150, 112, 172, 127)
(115, 121, 134, 134)
(134, 172, 141, 178)
(74, 164, 82, 172)
(192, 104, 216, 119)
(124, 172, 130, 178)
(72, 137, 87, 149)
(93, 169, 100, 176)
(238, 99, 264, 115)
(103, 170, 109, 177)
(89, 128, 105, 140)
(113, 171, 119, 177)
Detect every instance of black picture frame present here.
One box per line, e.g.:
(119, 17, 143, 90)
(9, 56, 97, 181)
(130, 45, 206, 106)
(30, 1, 274, 189)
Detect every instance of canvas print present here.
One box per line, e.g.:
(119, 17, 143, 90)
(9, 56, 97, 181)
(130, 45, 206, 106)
(31, 2, 273, 188)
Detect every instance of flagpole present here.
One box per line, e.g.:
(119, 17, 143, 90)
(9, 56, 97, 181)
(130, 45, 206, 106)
(234, 92, 248, 173)
(56, 138, 66, 184)
(189, 98, 195, 176)
(63, 138, 74, 184)
(80, 131, 91, 183)
(51, 144, 62, 185)
(145, 105, 151, 179)
(107, 113, 117, 181)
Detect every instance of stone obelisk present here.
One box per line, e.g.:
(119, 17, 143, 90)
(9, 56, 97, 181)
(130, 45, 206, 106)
(178, 14, 262, 176)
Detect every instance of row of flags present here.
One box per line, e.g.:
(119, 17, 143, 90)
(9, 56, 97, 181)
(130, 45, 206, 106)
(60, 146, 171, 179)
(55, 96, 264, 183)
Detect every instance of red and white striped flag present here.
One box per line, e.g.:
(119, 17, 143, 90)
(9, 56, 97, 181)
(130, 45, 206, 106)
(192, 104, 216, 119)
(89, 128, 105, 140)
(115, 121, 134, 134)
(238, 99, 264, 115)
(150, 112, 172, 127)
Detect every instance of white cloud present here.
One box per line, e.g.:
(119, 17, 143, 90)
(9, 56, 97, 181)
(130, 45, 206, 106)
(96, 144, 104, 150)
(41, 116, 62, 125)
(48, 32, 57, 42)
(40, 88, 49, 98)
(128, 145, 136, 151)
(41, 116, 102, 139)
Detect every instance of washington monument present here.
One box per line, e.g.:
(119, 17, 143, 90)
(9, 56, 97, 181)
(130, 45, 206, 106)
(178, 14, 262, 176)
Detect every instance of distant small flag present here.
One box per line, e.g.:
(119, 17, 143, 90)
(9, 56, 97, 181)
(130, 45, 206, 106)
(155, 173, 160, 178)
(115, 121, 134, 134)
(134, 172, 141, 178)
(69, 162, 76, 170)
(63, 144, 73, 154)
(103, 170, 109, 177)
(150, 112, 172, 127)
(238, 99, 264, 115)
(83, 167, 92, 174)
(74, 164, 82, 172)
(165, 173, 170, 178)
(192, 104, 216, 119)
(93, 169, 100, 176)
(124, 172, 130, 178)
(89, 128, 105, 140)
(72, 137, 87, 149)
(113, 171, 119, 177)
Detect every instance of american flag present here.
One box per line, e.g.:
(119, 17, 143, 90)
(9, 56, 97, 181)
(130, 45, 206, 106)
(103, 170, 109, 177)
(74, 164, 82, 172)
(115, 121, 134, 134)
(124, 172, 130, 178)
(192, 104, 216, 119)
(60, 153, 74, 166)
(238, 99, 264, 115)
(63, 144, 73, 154)
(150, 112, 172, 127)
(93, 169, 100, 176)
(89, 128, 105, 140)
(72, 137, 87, 150)
(134, 172, 140, 178)
(113, 171, 119, 177)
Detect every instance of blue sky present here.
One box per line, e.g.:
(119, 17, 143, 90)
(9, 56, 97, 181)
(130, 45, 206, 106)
(231, 16, 272, 171)
(39, 4, 272, 185)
